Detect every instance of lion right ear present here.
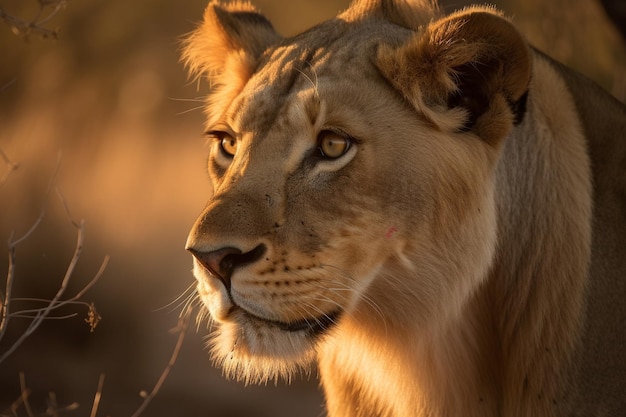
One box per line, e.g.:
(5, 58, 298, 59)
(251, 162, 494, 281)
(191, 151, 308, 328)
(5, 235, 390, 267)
(182, 1, 282, 88)
(377, 7, 531, 146)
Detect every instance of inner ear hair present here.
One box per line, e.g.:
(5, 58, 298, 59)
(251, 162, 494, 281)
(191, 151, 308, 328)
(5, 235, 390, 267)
(447, 60, 529, 132)
(447, 62, 493, 132)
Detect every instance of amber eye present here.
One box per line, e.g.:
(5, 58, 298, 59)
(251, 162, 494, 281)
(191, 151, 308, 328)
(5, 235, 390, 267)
(219, 134, 238, 158)
(207, 130, 238, 158)
(317, 130, 351, 159)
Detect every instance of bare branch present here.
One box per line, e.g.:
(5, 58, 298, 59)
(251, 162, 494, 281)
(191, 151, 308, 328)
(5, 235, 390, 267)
(0, 1, 67, 40)
(0, 151, 109, 364)
(2, 311, 184, 417)
(36, 0, 66, 28)
(0, 147, 19, 187)
(19, 372, 35, 417)
(89, 374, 105, 417)
(45, 391, 79, 415)
(0, 246, 109, 364)
(0, 78, 17, 94)
(0, 151, 60, 342)
(129, 313, 190, 417)
(1, 391, 27, 416)
(56, 186, 80, 228)
(10, 312, 78, 320)
(0, 238, 19, 344)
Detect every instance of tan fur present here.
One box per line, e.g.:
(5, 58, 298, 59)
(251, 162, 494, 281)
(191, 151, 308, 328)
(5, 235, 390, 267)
(183, 0, 626, 415)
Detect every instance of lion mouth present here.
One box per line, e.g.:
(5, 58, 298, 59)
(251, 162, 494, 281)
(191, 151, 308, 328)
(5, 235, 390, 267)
(238, 307, 342, 336)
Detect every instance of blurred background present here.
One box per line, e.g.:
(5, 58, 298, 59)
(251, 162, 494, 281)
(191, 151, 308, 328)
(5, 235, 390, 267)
(0, 0, 624, 416)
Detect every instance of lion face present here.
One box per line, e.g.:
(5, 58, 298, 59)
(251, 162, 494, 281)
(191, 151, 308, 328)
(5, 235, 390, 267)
(187, 38, 425, 382)
(184, 1, 530, 383)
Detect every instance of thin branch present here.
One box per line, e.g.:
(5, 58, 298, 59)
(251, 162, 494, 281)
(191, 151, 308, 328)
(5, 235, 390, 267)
(0, 251, 108, 364)
(6, 151, 60, 246)
(6, 209, 45, 248)
(89, 374, 105, 417)
(1, 149, 109, 365)
(0, 78, 17, 94)
(5, 297, 102, 327)
(0, 152, 60, 342)
(1, 393, 27, 417)
(56, 187, 80, 228)
(0, 147, 20, 187)
(47, 219, 85, 305)
(0, 238, 19, 344)
(0, 1, 67, 40)
(0, 8, 58, 39)
(36, 1, 66, 28)
(0, 216, 45, 342)
(10, 312, 78, 320)
(19, 372, 35, 417)
(129, 313, 189, 417)
(45, 391, 79, 415)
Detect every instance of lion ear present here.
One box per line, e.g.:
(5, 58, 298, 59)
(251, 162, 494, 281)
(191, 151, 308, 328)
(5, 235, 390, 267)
(182, 1, 282, 86)
(377, 7, 532, 145)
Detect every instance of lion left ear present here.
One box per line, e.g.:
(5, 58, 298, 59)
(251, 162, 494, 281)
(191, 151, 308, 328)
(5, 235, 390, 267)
(182, 1, 282, 88)
(377, 7, 531, 146)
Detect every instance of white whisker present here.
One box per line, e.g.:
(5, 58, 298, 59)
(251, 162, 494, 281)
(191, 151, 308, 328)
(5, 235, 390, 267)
(296, 66, 320, 100)
(153, 282, 197, 314)
(302, 265, 389, 336)
(176, 104, 206, 116)
(168, 96, 206, 102)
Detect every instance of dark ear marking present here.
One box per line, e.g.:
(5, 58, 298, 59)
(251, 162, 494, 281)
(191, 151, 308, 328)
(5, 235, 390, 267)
(446, 62, 528, 131)
(510, 90, 528, 125)
(447, 62, 492, 132)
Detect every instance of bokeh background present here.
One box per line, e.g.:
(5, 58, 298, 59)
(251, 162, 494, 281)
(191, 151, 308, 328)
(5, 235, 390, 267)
(0, 0, 624, 416)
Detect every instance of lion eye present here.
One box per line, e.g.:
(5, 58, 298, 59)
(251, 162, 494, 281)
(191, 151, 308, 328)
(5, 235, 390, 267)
(219, 135, 238, 158)
(207, 130, 238, 158)
(317, 130, 351, 159)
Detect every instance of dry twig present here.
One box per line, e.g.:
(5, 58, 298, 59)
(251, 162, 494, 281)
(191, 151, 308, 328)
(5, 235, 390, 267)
(0, 153, 109, 364)
(19, 372, 34, 417)
(88, 374, 105, 417)
(0, 0, 67, 40)
(0, 148, 19, 187)
(130, 312, 190, 417)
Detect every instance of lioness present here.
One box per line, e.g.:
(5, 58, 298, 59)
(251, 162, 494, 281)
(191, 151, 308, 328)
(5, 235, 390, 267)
(183, 0, 626, 415)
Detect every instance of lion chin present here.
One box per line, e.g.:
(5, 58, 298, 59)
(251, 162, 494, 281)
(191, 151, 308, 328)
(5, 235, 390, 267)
(194, 265, 342, 384)
(205, 307, 339, 384)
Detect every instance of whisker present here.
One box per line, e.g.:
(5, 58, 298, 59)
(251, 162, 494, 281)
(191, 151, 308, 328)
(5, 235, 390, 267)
(297, 266, 389, 335)
(296, 66, 320, 100)
(168, 96, 206, 102)
(176, 104, 206, 116)
(181, 291, 202, 319)
(153, 282, 197, 313)
(195, 301, 214, 332)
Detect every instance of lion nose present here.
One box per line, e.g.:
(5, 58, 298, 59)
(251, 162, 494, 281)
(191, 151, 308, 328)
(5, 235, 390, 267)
(187, 244, 266, 290)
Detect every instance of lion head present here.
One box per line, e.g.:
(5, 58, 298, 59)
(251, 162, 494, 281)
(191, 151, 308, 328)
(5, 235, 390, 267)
(183, 0, 531, 384)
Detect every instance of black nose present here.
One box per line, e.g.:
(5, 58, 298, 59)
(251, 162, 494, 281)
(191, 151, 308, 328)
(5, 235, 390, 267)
(187, 244, 266, 290)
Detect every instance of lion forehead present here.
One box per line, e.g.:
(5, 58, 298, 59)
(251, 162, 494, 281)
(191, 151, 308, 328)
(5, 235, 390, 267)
(230, 22, 411, 132)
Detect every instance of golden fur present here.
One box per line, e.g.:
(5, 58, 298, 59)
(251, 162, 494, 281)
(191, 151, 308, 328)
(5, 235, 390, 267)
(183, 0, 626, 415)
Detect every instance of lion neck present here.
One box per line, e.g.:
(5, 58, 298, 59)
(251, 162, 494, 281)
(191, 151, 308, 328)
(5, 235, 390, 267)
(317, 54, 592, 417)
(486, 54, 592, 415)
